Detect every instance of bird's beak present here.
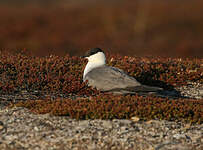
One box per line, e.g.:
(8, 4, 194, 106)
(81, 54, 89, 59)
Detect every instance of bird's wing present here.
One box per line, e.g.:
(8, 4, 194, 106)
(84, 65, 141, 91)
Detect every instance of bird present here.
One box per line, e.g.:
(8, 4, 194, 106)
(82, 48, 163, 95)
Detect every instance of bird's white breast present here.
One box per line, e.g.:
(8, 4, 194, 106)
(83, 52, 106, 80)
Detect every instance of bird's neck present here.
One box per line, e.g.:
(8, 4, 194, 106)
(83, 60, 105, 80)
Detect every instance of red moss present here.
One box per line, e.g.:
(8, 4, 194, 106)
(13, 94, 203, 124)
(0, 51, 202, 95)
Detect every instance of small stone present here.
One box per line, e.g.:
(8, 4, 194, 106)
(120, 126, 128, 131)
(146, 120, 156, 124)
(131, 116, 140, 122)
(78, 120, 89, 127)
(34, 126, 39, 131)
(183, 123, 191, 131)
(0, 121, 5, 132)
(119, 120, 132, 125)
(102, 121, 112, 129)
(0, 125, 4, 130)
(173, 133, 185, 139)
(199, 89, 203, 95)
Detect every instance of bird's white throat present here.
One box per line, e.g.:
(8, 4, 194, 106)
(83, 52, 106, 80)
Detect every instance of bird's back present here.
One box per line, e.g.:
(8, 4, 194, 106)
(84, 65, 141, 92)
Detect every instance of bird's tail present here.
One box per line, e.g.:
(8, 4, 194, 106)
(132, 85, 181, 99)
(105, 85, 163, 95)
(132, 85, 163, 92)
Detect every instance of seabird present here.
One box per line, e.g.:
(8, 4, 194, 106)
(82, 48, 162, 95)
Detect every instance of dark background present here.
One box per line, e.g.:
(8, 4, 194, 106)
(0, 0, 203, 57)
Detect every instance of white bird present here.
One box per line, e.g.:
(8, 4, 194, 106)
(82, 48, 162, 95)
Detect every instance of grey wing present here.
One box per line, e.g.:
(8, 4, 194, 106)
(84, 66, 141, 91)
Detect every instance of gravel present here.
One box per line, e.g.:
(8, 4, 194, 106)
(177, 82, 203, 99)
(0, 83, 202, 150)
(0, 107, 202, 150)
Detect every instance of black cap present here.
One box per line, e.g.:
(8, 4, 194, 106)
(82, 48, 104, 58)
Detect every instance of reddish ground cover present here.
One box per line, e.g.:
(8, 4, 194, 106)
(0, 51, 202, 123)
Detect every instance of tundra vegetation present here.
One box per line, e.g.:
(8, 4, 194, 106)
(0, 0, 202, 124)
(0, 51, 202, 124)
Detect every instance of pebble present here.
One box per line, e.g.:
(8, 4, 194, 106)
(0, 107, 202, 150)
(199, 89, 203, 96)
(102, 121, 112, 129)
(131, 116, 140, 122)
(177, 82, 203, 99)
(34, 126, 39, 131)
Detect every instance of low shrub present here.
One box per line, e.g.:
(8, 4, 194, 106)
(13, 94, 203, 124)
